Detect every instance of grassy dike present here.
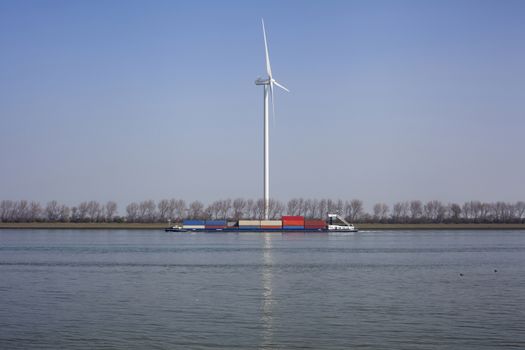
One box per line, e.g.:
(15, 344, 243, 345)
(0, 222, 524, 230)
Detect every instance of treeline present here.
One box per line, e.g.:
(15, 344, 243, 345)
(1, 199, 525, 224)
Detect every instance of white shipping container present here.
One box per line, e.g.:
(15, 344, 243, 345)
(183, 225, 206, 229)
(238, 220, 261, 226)
(260, 220, 282, 226)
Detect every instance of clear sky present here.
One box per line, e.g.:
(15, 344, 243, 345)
(1, 0, 524, 209)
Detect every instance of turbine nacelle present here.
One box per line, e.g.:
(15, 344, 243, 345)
(255, 78, 270, 85)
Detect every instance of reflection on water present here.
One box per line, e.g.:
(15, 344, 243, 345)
(261, 233, 274, 349)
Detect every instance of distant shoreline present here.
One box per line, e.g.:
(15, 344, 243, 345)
(1, 223, 524, 230)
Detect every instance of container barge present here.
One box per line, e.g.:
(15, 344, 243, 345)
(165, 214, 358, 233)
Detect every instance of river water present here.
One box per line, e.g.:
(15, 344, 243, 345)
(1, 229, 524, 349)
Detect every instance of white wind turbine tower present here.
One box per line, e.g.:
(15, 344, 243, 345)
(255, 19, 289, 220)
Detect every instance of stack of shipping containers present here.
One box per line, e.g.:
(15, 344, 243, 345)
(260, 220, 282, 230)
(204, 220, 227, 229)
(238, 220, 261, 230)
(182, 219, 205, 230)
(304, 219, 326, 230)
(282, 216, 305, 230)
(182, 217, 327, 231)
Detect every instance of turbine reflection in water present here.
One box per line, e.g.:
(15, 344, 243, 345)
(261, 233, 275, 349)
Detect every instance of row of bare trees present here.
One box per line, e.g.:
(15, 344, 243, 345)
(376, 200, 525, 223)
(1, 199, 525, 224)
(0, 200, 118, 223)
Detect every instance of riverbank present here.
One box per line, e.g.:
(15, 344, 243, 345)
(1, 222, 524, 230)
(0, 223, 167, 229)
(356, 223, 525, 230)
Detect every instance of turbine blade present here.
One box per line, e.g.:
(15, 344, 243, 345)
(270, 81, 276, 126)
(273, 80, 290, 92)
(262, 18, 272, 78)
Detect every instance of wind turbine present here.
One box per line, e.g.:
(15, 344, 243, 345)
(255, 19, 289, 220)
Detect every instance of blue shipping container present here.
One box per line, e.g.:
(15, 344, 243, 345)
(205, 220, 227, 226)
(283, 226, 305, 230)
(183, 219, 205, 225)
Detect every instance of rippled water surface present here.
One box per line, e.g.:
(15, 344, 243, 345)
(1, 229, 525, 349)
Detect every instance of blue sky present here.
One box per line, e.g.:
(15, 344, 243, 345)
(1, 0, 524, 209)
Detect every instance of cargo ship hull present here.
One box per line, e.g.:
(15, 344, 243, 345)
(164, 227, 357, 233)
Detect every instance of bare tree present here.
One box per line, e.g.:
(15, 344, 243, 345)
(205, 201, 219, 219)
(303, 199, 314, 218)
(318, 199, 328, 219)
(480, 202, 490, 222)
(59, 204, 70, 222)
(514, 201, 525, 222)
(436, 201, 446, 222)
(349, 199, 364, 222)
(173, 199, 186, 221)
(163, 199, 177, 222)
(245, 199, 255, 219)
(15, 200, 30, 222)
(409, 200, 423, 222)
(105, 201, 118, 222)
(287, 199, 300, 216)
(205, 199, 232, 219)
(379, 203, 390, 221)
(45, 201, 60, 221)
(496, 201, 515, 223)
(70, 206, 80, 222)
(296, 198, 306, 216)
(28, 201, 42, 222)
(0, 200, 15, 222)
(158, 199, 170, 222)
(449, 203, 461, 222)
(310, 199, 320, 219)
(138, 200, 156, 222)
(254, 199, 265, 219)
(392, 201, 409, 223)
(372, 203, 382, 221)
(372, 203, 391, 222)
(268, 199, 284, 219)
(461, 201, 472, 220)
(86, 201, 101, 222)
(126, 202, 139, 222)
(462, 200, 489, 222)
(232, 198, 246, 220)
(188, 201, 204, 219)
(77, 202, 89, 222)
(218, 199, 232, 219)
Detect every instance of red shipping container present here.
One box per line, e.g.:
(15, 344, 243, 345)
(304, 219, 325, 229)
(282, 216, 305, 226)
(305, 219, 325, 225)
(282, 216, 304, 220)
